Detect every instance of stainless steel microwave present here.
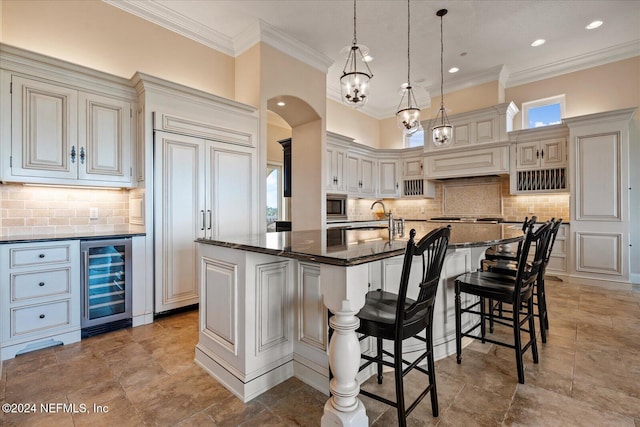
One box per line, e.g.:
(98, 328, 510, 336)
(326, 193, 348, 221)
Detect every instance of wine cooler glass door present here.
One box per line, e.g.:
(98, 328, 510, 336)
(81, 239, 132, 328)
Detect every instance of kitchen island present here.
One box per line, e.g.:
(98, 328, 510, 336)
(195, 222, 523, 426)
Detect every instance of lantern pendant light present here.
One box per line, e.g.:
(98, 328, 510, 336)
(432, 8, 453, 146)
(396, 0, 421, 135)
(340, 0, 373, 108)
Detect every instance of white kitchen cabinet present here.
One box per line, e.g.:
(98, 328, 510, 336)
(347, 152, 376, 197)
(425, 144, 509, 179)
(546, 223, 569, 277)
(0, 240, 81, 360)
(402, 157, 423, 178)
(1, 45, 137, 188)
(195, 243, 294, 401)
(565, 107, 638, 285)
(325, 145, 347, 193)
(378, 159, 400, 197)
(509, 124, 569, 194)
(422, 102, 519, 153)
(154, 130, 256, 313)
(515, 138, 566, 169)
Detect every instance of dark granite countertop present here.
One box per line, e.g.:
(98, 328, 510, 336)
(0, 230, 146, 244)
(197, 222, 524, 266)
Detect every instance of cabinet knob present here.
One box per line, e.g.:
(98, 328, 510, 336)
(38, 253, 45, 258)
(71, 146, 77, 163)
(39, 282, 45, 287)
(39, 314, 45, 319)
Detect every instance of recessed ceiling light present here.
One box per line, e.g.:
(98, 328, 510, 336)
(586, 20, 603, 30)
(448, 67, 459, 73)
(276, 101, 285, 106)
(362, 55, 373, 62)
(531, 39, 546, 47)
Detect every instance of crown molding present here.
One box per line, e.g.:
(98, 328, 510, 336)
(235, 20, 334, 73)
(103, 0, 235, 56)
(505, 40, 640, 88)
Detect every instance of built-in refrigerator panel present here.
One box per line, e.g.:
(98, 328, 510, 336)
(80, 238, 132, 337)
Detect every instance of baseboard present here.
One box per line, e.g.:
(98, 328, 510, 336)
(293, 358, 330, 396)
(195, 344, 293, 402)
(2, 330, 81, 360)
(132, 312, 154, 327)
(566, 275, 634, 290)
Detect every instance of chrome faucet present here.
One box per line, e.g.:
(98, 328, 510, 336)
(370, 200, 387, 216)
(370, 200, 394, 235)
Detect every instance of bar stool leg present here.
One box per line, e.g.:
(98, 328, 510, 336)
(455, 283, 462, 364)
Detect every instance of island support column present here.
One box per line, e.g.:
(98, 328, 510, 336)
(320, 263, 369, 427)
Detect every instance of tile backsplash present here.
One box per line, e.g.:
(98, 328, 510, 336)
(0, 183, 130, 237)
(348, 176, 570, 222)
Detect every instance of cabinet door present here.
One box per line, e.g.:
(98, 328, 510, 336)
(516, 141, 540, 169)
(360, 156, 376, 196)
(154, 132, 204, 313)
(78, 92, 132, 183)
(11, 76, 78, 179)
(403, 157, 423, 177)
(325, 147, 346, 192)
(378, 159, 399, 197)
(346, 154, 360, 194)
(540, 138, 565, 167)
(206, 143, 254, 239)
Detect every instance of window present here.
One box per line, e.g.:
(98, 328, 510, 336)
(404, 128, 424, 148)
(266, 163, 283, 230)
(522, 95, 565, 129)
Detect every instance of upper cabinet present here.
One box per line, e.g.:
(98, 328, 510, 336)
(508, 123, 568, 194)
(423, 102, 519, 153)
(346, 151, 376, 197)
(325, 132, 350, 194)
(422, 102, 518, 179)
(0, 44, 136, 188)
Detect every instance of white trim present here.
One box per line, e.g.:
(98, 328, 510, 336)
(506, 40, 640, 88)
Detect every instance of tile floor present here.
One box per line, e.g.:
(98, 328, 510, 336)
(1, 278, 639, 426)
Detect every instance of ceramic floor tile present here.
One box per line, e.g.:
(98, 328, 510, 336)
(72, 395, 144, 427)
(1, 278, 638, 426)
(127, 364, 230, 425)
(504, 383, 635, 426)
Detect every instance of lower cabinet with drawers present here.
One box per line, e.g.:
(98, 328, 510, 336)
(0, 240, 81, 360)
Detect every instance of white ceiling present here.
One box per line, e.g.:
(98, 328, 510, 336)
(107, 0, 640, 119)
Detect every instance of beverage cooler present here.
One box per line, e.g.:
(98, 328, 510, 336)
(80, 238, 132, 337)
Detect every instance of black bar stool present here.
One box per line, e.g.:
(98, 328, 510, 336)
(356, 226, 450, 426)
(454, 221, 553, 384)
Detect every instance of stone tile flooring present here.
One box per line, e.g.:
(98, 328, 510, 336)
(1, 278, 639, 426)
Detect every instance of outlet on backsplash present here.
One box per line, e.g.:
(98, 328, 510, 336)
(90, 207, 99, 219)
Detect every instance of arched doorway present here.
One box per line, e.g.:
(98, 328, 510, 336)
(266, 95, 323, 231)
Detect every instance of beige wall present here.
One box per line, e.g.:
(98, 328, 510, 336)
(235, 44, 261, 108)
(326, 99, 381, 148)
(1, 0, 235, 99)
(259, 43, 326, 230)
(267, 122, 291, 163)
(506, 57, 640, 130)
(428, 81, 503, 119)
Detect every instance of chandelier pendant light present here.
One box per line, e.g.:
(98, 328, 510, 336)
(396, 0, 421, 135)
(340, 0, 373, 108)
(432, 8, 454, 146)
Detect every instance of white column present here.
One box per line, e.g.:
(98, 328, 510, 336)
(320, 264, 369, 427)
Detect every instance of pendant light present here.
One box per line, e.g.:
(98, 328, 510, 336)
(432, 9, 453, 146)
(396, 0, 421, 135)
(340, 0, 373, 108)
